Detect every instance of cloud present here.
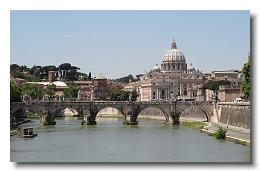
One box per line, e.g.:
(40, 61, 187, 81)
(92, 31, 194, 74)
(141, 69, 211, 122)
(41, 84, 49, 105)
(93, 31, 98, 35)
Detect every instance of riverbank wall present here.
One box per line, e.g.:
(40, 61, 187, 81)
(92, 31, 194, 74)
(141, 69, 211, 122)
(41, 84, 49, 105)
(212, 102, 250, 129)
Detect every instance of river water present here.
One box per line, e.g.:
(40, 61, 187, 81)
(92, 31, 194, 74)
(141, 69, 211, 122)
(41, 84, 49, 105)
(10, 117, 250, 162)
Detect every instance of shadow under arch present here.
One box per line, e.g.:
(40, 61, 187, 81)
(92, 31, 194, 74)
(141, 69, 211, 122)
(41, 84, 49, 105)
(11, 108, 26, 122)
(137, 104, 169, 122)
(178, 105, 209, 122)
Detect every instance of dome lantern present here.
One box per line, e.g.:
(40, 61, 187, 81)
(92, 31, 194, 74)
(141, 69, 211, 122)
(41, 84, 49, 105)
(171, 38, 177, 49)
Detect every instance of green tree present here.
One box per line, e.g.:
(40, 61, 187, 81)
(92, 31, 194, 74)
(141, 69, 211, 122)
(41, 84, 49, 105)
(110, 89, 129, 101)
(119, 90, 129, 101)
(130, 90, 139, 101)
(12, 71, 26, 79)
(242, 56, 250, 98)
(110, 90, 121, 101)
(10, 81, 22, 102)
(22, 83, 44, 100)
(10, 64, 21, 73)
(64, 83, 80, 99)
(202, 80, 230, 91)
(45, 84, 57, 100)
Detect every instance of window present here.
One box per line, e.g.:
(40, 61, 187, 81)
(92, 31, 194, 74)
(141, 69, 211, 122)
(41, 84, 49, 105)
(171, 83, 173, 85)
(153, 91, 156, 96)
(162, 90, 165, 96)
(153, 83, 155, 85)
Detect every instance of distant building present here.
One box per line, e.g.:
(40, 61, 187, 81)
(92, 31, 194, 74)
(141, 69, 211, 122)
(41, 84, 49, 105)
(123, 81, 141, 101)
(48, 71, 56, 82)
(107, 80, 126, 93)
(10, 76, 26, 85)
(125, 38, 204, 101)
(206, 70, 242, 85)
(218, 85, 242, 102)
(204, 70, 243, 101)
(72, 80, 93, 100)
(93, 74, 108, 100)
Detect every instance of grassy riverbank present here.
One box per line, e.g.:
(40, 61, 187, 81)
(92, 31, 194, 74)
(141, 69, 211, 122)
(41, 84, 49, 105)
(180, 121, 207, 130)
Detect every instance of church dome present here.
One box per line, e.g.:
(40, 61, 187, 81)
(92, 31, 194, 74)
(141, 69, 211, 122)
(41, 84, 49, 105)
(162, 39, 186, 62)
(160, 38, 188, 72)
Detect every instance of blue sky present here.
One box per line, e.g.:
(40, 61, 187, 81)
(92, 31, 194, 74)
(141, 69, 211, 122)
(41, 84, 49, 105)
(10, 11, 250, 79)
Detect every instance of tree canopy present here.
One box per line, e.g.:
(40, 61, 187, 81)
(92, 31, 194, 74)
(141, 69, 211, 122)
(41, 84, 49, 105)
(64, 83, 80, 99)
(10, 81, 22, 103)
(202, 80, 231, 91)
(10, 63, 89, 81)
(109, 89, 138, 101)
(242, 56, 250, 98)
(45, 84, 57, 99)
(22, 83, 44, 100)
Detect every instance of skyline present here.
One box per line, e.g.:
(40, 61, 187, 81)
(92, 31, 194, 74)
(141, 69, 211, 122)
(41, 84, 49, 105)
(11, 11, 250, 79)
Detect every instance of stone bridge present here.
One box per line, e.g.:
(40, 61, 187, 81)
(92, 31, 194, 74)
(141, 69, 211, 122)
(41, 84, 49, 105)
(10, 101, 214, 126)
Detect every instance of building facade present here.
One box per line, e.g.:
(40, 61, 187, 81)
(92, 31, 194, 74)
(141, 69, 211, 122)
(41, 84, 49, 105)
(127, 39, 204, 101)
(93, 74, 108, 100)
(218, 85, 242, 102)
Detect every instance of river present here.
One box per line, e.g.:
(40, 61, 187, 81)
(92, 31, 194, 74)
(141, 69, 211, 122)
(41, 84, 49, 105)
(10, 117, 250, 162)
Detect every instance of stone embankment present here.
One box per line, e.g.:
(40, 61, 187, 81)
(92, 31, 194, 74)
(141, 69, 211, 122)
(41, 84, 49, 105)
(201, 122, 250, 146)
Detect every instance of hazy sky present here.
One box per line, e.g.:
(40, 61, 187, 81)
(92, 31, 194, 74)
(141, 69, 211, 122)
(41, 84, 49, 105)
(10, 11, 250, 79)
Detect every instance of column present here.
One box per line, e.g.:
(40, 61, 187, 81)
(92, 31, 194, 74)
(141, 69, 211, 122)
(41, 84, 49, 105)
(156, 88, 159, 100)
(179, 83, 183, 96)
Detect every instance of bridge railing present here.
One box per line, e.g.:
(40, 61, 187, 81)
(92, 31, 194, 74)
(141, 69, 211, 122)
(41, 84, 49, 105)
(11, 100, 214, 106)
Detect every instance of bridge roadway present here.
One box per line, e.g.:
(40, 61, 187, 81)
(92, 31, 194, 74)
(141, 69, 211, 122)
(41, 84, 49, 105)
(11, 100, 214, 126)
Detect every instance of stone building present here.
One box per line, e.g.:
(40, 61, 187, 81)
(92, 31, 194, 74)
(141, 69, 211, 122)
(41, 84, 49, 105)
(48, 71, 56, 82)
(126, 38, 204, 101)
(72, 80, 93, 100)
(107, 80, 126, 93)
(204, 70, 243, 101)
(218, 85, 242, 102)
(206, 70, 242, 85)
(93, 74, 108, 100)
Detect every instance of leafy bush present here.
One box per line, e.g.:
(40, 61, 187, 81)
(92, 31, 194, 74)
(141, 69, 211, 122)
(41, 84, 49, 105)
(213, 127, 227, 139)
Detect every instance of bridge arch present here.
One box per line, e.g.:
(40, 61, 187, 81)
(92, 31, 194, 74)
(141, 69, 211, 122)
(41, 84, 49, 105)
(178, 105, 209, 122)
(97, 107, 123, 116)
(136, 104, 170, 122)
(93, 104, 126, 117)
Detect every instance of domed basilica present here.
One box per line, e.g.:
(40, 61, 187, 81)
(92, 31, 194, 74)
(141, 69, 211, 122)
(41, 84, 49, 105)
(136, 38, 204, 101)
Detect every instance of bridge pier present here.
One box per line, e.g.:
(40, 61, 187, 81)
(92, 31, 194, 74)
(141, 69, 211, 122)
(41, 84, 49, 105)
(123, 115, 138, 125)
(81, 115, 87, 125)
(87, 118, 97, 125)
(81, 116, 97, 125)
(170, 112, 180, 125)
(40, 114, 56, 126)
